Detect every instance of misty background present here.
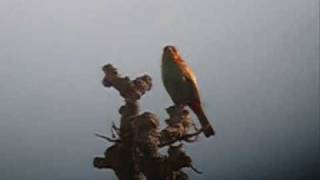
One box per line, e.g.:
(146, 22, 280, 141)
(0, 0, 319, 179)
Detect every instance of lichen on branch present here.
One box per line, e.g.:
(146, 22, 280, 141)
(94, 64, 203, 180)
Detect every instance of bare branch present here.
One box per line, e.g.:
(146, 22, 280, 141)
(94, 133, 121, 143)
(94, 64, 209, 180)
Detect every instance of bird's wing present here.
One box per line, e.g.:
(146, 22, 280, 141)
(178, 60, 202, 102)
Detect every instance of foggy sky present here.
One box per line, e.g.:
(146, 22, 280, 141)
(0, 0, 319, 179)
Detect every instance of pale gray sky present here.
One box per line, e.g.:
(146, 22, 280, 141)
(0, 0, 319, 179)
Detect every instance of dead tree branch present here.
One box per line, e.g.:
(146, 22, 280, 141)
(93, 64, 207, 180)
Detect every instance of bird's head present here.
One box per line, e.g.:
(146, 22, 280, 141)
(162, 45, 181, 61)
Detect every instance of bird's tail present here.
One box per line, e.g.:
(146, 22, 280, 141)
(189, 101, 215, 137)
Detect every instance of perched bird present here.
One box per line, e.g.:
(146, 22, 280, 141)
(161, 45, 215, 137)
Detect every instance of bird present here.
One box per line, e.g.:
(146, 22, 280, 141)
(161, 45, 215, 137)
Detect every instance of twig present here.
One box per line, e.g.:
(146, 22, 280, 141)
(184, 123, 201, 143)
(159, 129, 203, 147)
(111, 121, 120, 138)
(190, 165, 203, 174)
(94, 133, 121, 143)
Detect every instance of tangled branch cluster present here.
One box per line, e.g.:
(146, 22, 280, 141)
(93, 64, 203, 180)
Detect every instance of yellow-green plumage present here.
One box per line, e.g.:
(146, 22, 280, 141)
(161, 46, 215, 137)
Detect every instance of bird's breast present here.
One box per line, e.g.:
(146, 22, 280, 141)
(162, 59, 191, 103)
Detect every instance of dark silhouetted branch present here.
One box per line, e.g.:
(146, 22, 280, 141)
(94, 64, 207, 180)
